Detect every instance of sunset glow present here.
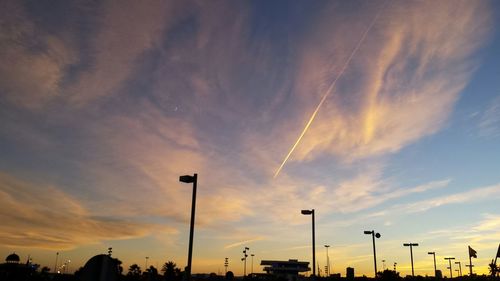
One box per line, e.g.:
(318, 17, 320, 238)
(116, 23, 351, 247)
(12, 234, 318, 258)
(1, 0, 499, 278)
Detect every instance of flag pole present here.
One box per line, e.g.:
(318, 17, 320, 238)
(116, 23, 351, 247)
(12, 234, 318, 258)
(469, 254, 473, 276)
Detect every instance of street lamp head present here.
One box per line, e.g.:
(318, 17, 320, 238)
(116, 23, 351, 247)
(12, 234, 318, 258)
(364, 230, 373, 235)
(428, 252, 435, 255)
(324, 245, 330, 248)
(179, 175, 196, 183)
(403, 243, 410, 246)
(375, 233, 381, 238)
(301, 209, 313, 215)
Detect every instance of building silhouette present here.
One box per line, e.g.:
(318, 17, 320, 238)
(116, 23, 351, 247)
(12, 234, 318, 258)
(260, 259, 309, 281)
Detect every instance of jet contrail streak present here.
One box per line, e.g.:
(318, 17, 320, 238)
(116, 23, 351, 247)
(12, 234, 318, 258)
(273, 2, 388, 178)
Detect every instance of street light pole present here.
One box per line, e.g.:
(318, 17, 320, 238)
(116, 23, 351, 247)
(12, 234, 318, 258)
(242, 247, 249, 277)
(364, 230, 381, 278)
(428, 252, 437, 277)
(403, 243, 419, 276)
(455, 261, 462, 277)
(179, 173, 198, 281)
(301, 209, 316, 277)
(54, 252, 59, 274)
(324, 245, 330, 276)
(251, 254, 255, 276)
(444, 257, 455, 278)
(224, 258, 228, 275)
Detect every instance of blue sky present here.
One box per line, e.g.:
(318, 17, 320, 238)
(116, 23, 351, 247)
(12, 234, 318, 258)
(0, 0, 499, 277)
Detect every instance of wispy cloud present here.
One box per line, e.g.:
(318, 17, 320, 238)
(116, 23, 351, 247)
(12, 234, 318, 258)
(0, 172, 176, 249)
(479, 95, 500, 138)
(395, 183, 500, 214)
(224, 237, 266, 249)
(0, 0, 77, 108)
(279, 0, 491, 163)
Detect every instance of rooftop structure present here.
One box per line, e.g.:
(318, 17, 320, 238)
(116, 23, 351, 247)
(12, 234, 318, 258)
(260, 259, 309, 281)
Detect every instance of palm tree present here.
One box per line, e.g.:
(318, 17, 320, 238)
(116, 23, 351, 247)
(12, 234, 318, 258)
(162, 261, 179, 281)
(489, 259, 498, 277)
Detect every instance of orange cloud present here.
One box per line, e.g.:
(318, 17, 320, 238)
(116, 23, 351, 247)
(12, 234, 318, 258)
(0, 172, 175, 249)
(282, 0, 491, 163)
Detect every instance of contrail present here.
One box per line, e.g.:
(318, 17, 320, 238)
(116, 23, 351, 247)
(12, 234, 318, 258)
(273, 2, 388, 178)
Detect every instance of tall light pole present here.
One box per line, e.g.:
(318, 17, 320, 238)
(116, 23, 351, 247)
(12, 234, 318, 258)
(444, 257, 455, 278)
(54, 252, 59, 274)
(403, 243, 419, 276)
(224, 258, 229, 275)
(428, 252, 437, 277)
(382, 260, 386, 271)
(145, 257, 149, 270)
(242, 247, 249, 277)
(364, 230, 381, 277)
(301, 209, 315, 277)
(179, 173, 198, 281)
(324, 245, 330, 276)
(251, 254, 255, 276)
(455, 261, 462, 277)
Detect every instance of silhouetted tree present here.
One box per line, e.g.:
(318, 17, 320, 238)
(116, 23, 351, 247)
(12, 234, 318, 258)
(377, 269, 401, 280)
(128, 264, 142, 277)
(225, 271, 234, 281)
(114, 258, 124, 275)
(489, 259, 498, 277)
(162, 261, 180, 281)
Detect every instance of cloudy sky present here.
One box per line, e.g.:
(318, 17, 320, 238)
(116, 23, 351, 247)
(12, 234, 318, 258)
(1, 0, 499, 277)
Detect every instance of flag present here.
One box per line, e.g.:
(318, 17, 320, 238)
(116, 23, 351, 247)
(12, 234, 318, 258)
(496, 243, 500, 258)
(469, 246, 477, 258)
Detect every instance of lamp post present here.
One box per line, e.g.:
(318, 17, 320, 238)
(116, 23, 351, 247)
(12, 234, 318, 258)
(324, 245, 330, 276)
(301, 209, 316, 277)
(455, 261, 462, 277)
(428, 252, 437, 277)
(394, 262, 397, 272)
(403, 243, 419, 276)
(251, 254, 255, 276)
(224, 258, 229, 275)
(242, 247, 249, 277)
(54, 252, 59, 274)
(382, 260, 386, 271)
(145, 257, 149, 270)
(444, 257, 455, 278)
(179, 173, 198, 281)
(364, 230, 381, 277)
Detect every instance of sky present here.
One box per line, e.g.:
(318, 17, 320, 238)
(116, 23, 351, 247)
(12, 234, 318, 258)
(0, 0, 499, 278)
